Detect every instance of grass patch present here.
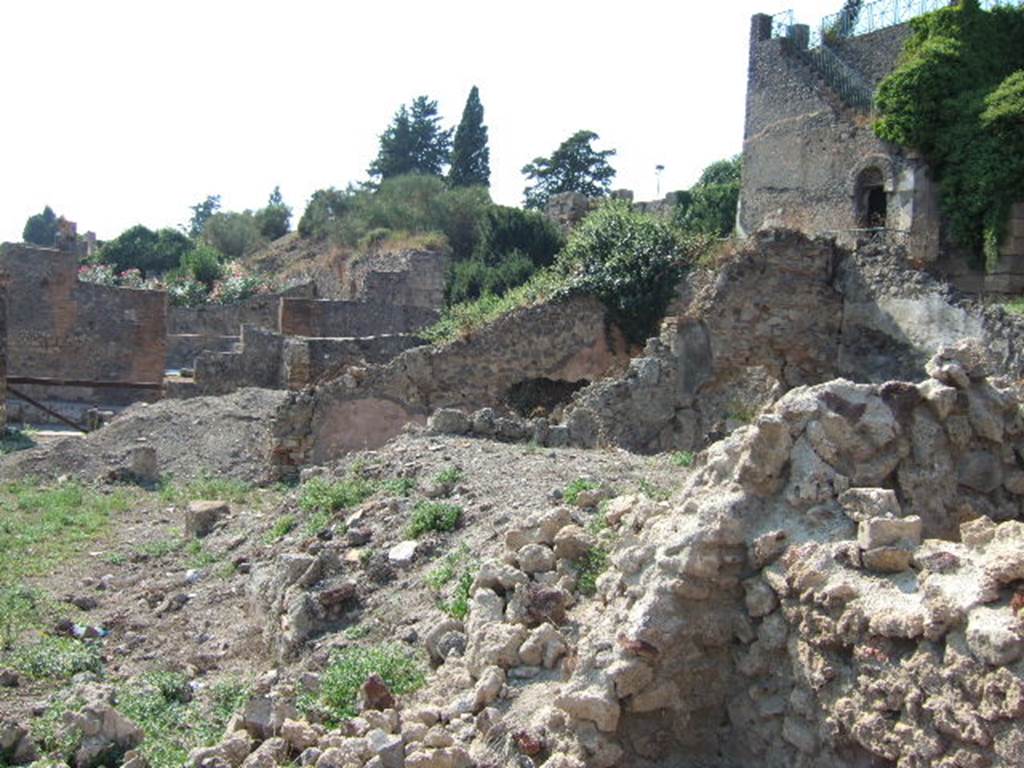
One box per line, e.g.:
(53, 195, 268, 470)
(185, 541, 219, 569)
(116, 672, 249, 768)
(2, 636, 103, 679)
(0, 426, 36, 456)
(306, 644, 426, 724)
(136, 537, 182, 560)
(671, 451, 695, 468)
(422, 268, 568, 344)
(574, 544, 610, 597)
(381, 477, 417, 497)
(158, 475, 256, 506)
(425, 545, 475, 620)
(563, 478, 599, 506)
(407, 502, 462, 538)
(299, 475, 377, 515)
(0, 481, 131, 586)
(264, 514, 296, 543)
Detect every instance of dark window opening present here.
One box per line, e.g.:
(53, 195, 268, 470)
(505, 378, 589, 417)
(856, 167, 888, 229)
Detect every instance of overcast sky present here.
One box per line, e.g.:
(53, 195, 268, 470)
(0, 0, 841, 243)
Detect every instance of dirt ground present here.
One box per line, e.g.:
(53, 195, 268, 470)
(0, 428, 690, 734)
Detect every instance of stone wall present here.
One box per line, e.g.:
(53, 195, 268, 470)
(190, 325, 425, 397)
(0, 244, 166, 419)
(167, 283, 316, 336)
(339, 249, 447, 311)
(278, 298, 438, 338)
(268, 295, 630, 475)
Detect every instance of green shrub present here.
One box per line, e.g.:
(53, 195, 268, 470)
(181, 243, 224, 289)
(557, 201, 694, 344)
(407, 502, 462, 538)
(96, 225, 193, 276)
(313, 644, 426, 723)
(202, 211, 265, 259)
(299, 187, 357, 239)
(474, 205, 564, 268)
(446, 251, 537, 305)
(380, 477, 417, 497)
(672, 156, 742, 238)
(432, 466, 463, 488)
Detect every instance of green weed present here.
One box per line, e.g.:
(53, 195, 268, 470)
(159, 475, 255, 506)
(380, 477, 417, 497)
(116, 673, 249, 768)
(3, 636, 103, 679)
(264, 514, 296, 543)
(425, 545, 475, 620)
(299, 476, 377, 515)
(310, 645, 426, 724)
(407, 502, 462, 538)
(433, 466, 463, 488)
(637, 478, 671, 502)
(137, 538, 181, 560)
(563, 478, 599, 505)
(185, 541, 219, 569)
(671, 451, 696, 468)
(574, 545, 610, 597)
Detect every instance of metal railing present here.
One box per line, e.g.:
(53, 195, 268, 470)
(772, 0, 1023, 49)
(799, 44, 875, 110)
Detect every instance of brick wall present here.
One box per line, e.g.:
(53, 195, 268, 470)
(341, 249, 447, 311)
(167, 282, 315, 336)
(0, 244, 166, 412)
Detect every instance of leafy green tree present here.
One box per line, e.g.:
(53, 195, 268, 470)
(22, 206, 59, 246)
(521, 131, 617, 210)
(369, 96, 453, 181)
(448, 86, 490, 188)
(673, 155, 741, 237)
(97, 225, 193, 275)
(255, 186, 291, 240)
(298, 187, 356, 239)
(474, 206, 564, 268)
(187, 195, 221, 238)
(202, 211, 263, 258)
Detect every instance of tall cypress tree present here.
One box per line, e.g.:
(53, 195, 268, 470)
(448, 86, 491, 188)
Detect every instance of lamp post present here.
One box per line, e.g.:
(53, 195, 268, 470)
(655, 164, 665, 198)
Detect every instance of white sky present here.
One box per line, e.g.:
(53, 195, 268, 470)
(0, 0, 839, 243)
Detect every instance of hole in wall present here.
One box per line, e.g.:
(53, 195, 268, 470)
(504, 378, 589, 418)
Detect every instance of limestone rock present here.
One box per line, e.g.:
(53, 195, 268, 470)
(187, 500, 229, 538)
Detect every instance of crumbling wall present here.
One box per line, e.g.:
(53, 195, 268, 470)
(340, 249, 447, 310)
(268, 295, 629, 474)
(400, 343, 1024, 768)
(0, 244, 166, 419)
(167, 284, 316, 337)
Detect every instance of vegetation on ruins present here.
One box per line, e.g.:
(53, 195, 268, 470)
(368, 95, 454, 181)
(448, 86, 491, 189)
(874, 0, 1024, 267)
(521, 130, 617, 210)
(407, 501, 463, 538)
(672, 155, 742, 238)
(96, 225, 193, 276)
(187, 195, 222, 239)
(22, 205, 59, 247)
(304, 644, 426, 724)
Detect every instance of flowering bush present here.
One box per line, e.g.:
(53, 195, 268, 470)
(167, 277, 209, 307)
(78, 263, 118, 286)
(209, 263, 268, 304)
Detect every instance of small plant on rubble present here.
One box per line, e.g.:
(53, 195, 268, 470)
(407, 502, 463, 538)
(308, 644, 426, 724)
(563, 477, 599, 505)
(426, 545, 476, 619)
(573, 544, 610, 597)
